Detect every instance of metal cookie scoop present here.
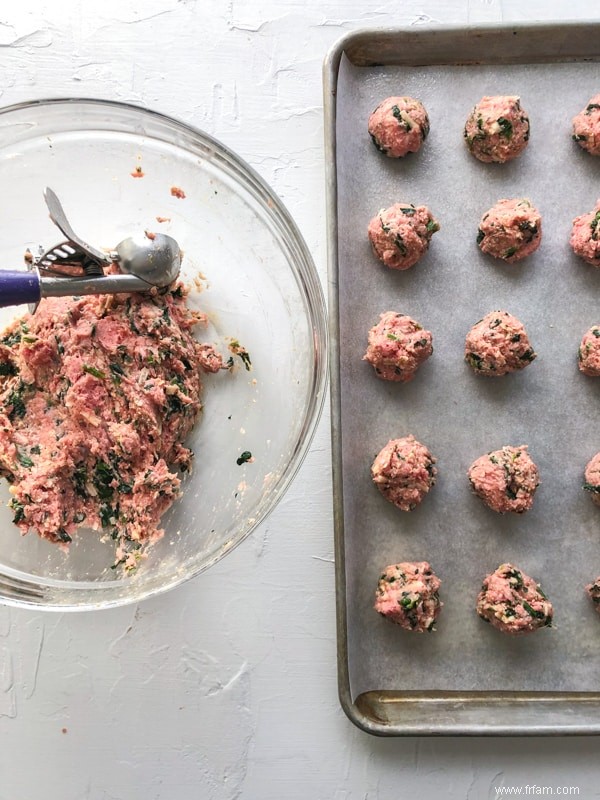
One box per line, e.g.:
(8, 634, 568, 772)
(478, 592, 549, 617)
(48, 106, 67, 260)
(0, 188, 181, 311)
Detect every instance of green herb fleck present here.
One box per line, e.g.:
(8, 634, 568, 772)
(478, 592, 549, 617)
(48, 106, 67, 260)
(94, 461, 116, 501)
(391, 104, 412, 131)
(467, 352, 484, 370)
(497, 116, 513, 139)
(236, 451, 253, 466)
(426, 218, 439, 234)
(17, 450, 34, 468)
(583, 482, 600, 494)
(504, 246, 518, 258)
(7, 383, 26, 420)
(476, 229, 485, 245)
(0, 361, 17, 377)
(522, 600, 546, 620)
(83, 364, 106, 380)
(9, 499, 25, 524)
(394, 234, 407, 255)
(99, 504, 114, 528)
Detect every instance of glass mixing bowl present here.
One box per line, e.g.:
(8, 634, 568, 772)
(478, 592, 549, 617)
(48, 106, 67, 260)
(0, 98, 327, 609)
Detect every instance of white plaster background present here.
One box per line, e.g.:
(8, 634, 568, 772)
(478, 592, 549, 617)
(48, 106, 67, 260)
(0, 1, 599, 798)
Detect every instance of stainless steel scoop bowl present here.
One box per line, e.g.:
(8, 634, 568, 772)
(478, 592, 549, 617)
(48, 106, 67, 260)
(0, 188, 182, 310)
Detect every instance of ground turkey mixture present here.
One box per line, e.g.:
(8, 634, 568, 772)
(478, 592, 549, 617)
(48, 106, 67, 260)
(477, 198, 542, 262)
(578, 325, 600, 376)
(468, 445, 539, 514)
(374, 561, 442, 632)
(477, 563, 553, 634)
(584, 452, 600, 508)
(368, 203, 440, 270)
(371, 435, 437, 511)
(368, 96, 430, 158)
(586, 577, 600, 614)
(0, 285, 224, 569)
(363, 312, 433, 382)
(572, 95, 600, 156)
(465, 311, 536, 376)
(464, 96, 530, 163)
(570, 201, 600, 267)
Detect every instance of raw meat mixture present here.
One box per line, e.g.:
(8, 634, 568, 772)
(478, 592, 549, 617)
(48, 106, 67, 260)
(578, 325, 600, 376)
(570, 201, 600, 267)
(465, 310, 536, 376)
(368, 96, 430, 158)
(584, 452, 600, 508)
(0, 285, 223, 569)
(586, 577, 600, 614)
(371, 435, 437, 512)
(367, 202, 439, 270)
(468, 445, 539, 514)
(477, 563, 553, 635)
(363, 312, 433, 382)
(463, 95, 530, 163)
(374, 561, 442, 632)
(572, 94, 600, 156)
(477, 198, 542, 263)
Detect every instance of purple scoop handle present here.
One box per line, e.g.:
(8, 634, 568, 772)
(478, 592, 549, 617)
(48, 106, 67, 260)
(0, 270, 41, 308)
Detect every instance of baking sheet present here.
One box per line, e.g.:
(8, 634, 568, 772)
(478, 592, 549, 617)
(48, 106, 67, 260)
(335, 54, 600, 702)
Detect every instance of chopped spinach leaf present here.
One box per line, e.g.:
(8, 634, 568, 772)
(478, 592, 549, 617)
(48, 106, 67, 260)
(497, 116, 513, 139)
(83, 364, 106, 379)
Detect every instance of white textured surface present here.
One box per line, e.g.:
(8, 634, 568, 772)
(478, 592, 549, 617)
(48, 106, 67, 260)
(1, 2, 600, 798)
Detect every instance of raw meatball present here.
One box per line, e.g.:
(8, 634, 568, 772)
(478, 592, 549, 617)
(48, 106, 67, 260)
(468, 445, 539, 514)
(477, 563, 553, 634)
(368, 203, 440, 270)
(584, 452, 600, 507)
(374, 561, 442, 632)
(570, 201, 600, 267)
(368, 96, 430, 158)
(371, 435, 437, 511)
(572, 95, 600, 156)
(477, 198, 542, 262)
(586, 577, 600, 614)
(364, 312, 433, 382)
(578, 325, 600, 376)
(465, 311, 536, 376)
(464, 95, 530, 163)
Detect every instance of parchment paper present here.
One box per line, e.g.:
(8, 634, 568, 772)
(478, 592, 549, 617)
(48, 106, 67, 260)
(336, 55, 600, 699)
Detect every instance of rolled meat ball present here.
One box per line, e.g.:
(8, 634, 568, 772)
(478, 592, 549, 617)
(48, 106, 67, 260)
(371, 435, 437, 512)
(477, 198, 542, 262)
(586, 577, 600, 614)
(578, 325, 600, 376)
(477, 563, 553, 634)
(464, 95, 530, 163)
(572, 95, 600, 156)
(364, 312, 433, 382)
(570, 201, 600, 267)
(374, 561, 442, 632)
(368, 202, 440, 270)
(465, 310, 536, 376)
(368, 96, 430, 158)
(468, 445, 539, 514)
(583, 452, 600, 508)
